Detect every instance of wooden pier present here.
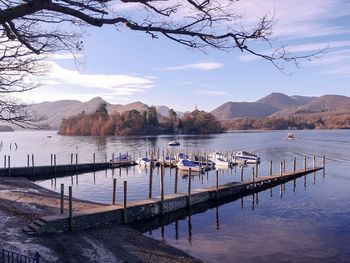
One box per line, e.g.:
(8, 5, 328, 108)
(0, 161, 135, 179)
(23, 164, 324, 235)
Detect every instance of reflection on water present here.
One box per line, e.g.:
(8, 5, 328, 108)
(2, 130, 350, 262)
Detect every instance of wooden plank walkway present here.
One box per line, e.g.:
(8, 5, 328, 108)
(23, 165, 324, 234)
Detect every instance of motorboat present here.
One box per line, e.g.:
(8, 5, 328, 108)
(208, 152, 230, 168)
(168, 140, 180, 146)
(287, 132, 295, 140)
(113, 153, 132, 162)
(158, 156, 177, 166)
(135, 157, 152, 166)
(235, 151, 260, 164)
(177, 159, 203, 172)
(175, 153, 189, 161)
(191, 155, 215, 169)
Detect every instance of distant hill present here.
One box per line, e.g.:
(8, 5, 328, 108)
(272, 95, 350, 117)
(291, 95, 317, 105)
(211, 102, 280, 120)
(257, 92, 302, 109)
(12, 92, 350, 131)
(156, 105, 184, 118)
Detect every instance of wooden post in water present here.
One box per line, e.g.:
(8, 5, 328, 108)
(174, 167, 178, 194)
(70, 153, 73, 164)
(240, 166, 244, 181)
(293, 157, 296, 174)
(252, 167, 255, 186)
(60, 184, 64, 214)
(75, 153, 78, 172)
(50, 154, 53, 166)
(8, 156, 10, 177)
(160, 165, 164, 215)
(54, 154, 57, 175)
(104, 153, 107, 163)
(280, 161, 283, 177)
(31, 154, 34, 167)
(216, 170, 219, 199)
(123, 181, 127, 223)
(93, 153, 96, 170)
(187, 168, 192, 208)
(3, 155, 6, 168)
(304, 156, 307, 171)
(313, 155, 316, 169)
(255, 163, 259, 178)
(27, 154, 29, 167)
(283, 158, 286, 173)
(68, 186, 73, 231)
(323, 156, 326, 169)
(112, 178, 117, 205)
(269, 160, 272, 176)
(149, 162, 153, 199)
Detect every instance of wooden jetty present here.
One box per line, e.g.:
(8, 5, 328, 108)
(23, 163, 324, 235)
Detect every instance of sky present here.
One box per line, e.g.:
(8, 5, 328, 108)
(16, 0, 350, 112)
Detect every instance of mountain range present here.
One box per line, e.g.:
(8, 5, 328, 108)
(21, 93, 350, 130)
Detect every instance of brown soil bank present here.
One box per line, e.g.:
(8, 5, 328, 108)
(0, 177, 201, 263)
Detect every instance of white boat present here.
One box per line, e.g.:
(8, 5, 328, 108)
(177, 159, 203, 172)
(113, 153, 132, 162)
(175, 153, 189, 161)
(135, 157, 152, 166)
(168, 140, 180, 146)
(209, 152, 230, 168)
(158, 156, 177, 166)
(235, 151, 260, 164)
(287, 132, 295, 140)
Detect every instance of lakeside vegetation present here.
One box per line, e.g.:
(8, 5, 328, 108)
(223, 114, 350, 130)
(58, 104, 223, 136)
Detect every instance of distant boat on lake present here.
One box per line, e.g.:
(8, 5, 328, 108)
(287, 131, 296, 140)
(168, 141, 180, 146)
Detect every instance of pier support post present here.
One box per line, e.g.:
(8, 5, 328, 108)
(269, 160, 272, 176)
(70, 153, 73, 164)
(160, 165, 164, 215)
(68, 186, 73, 231)
(54, 154, 57, 175)
(283, 158, 286, 173)
(27, 154, 29, 167)
(216, 170, 219, 199)
(148, 162, 153, 199)
(187, 168, 192, 208)
(304, 156, 307, 172)
(255, 163, 259, 178)
(51, 154, 53, 166)
(3, 155, 6, 168)
(313, 155, 316, 169)
(112, 178, 117, 205)
(240, 166, 244, 181)
(93, 153, 96, 170)
(123, 181, 127, 223)
(60, 184, 64, 214)
(293, 157, 296, 174)
(8, 156, 10, 177)
(323, 156, 326, 169)
(280, 161, 283, 177)
(174, 167, 178, 194)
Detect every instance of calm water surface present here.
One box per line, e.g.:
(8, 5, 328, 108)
(1, 130, 350, 262)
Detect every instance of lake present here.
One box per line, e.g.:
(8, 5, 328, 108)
(1, 130, 350, 262)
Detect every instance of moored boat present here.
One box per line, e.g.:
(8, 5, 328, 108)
(168, 140, 180, 146)
(235, 151, 260, 164)
(158, 156, 177, 166)
(135, 157, 152, 166)
(177, 159, 203, 172)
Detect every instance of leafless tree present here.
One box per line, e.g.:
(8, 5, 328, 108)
(0, 0, 324, 127)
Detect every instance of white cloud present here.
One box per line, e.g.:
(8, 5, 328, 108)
(160, 62, 224, 71)
(43, 62, 153, 94)
(48, 53, 83, 60)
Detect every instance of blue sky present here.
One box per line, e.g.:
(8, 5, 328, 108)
(17, 0, 350, 112)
